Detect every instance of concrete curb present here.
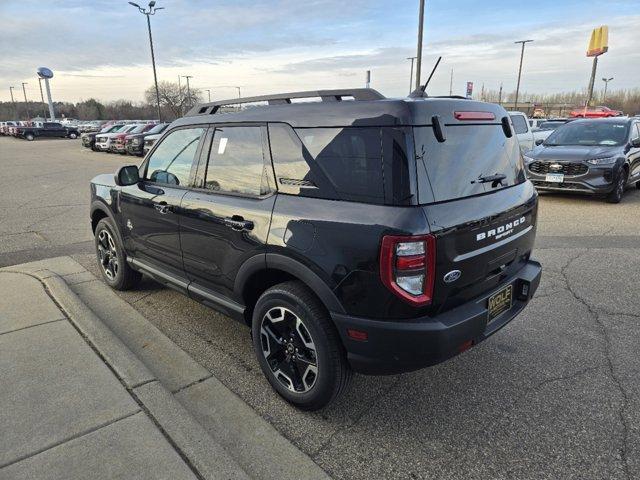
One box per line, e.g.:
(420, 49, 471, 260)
(2, 257, 331, 480)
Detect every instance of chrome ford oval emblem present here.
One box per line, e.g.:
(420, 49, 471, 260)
(443, 270, 461, 283)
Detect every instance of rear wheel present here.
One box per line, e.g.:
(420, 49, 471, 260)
(252, 281, 352, 410)
(68, 132, 78, 139)
(94, 217, 141, 290)
(25, 133, 34, 141)
(606, 169, 628, 203)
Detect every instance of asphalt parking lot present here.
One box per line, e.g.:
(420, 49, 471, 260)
(2, 136, 639, 480)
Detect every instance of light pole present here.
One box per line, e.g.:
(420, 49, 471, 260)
(602, 77, 613, 103)
(205, 89, 211, 102)
(415, 0, 425, 91)
(21, 82, 30, 120)
(129, 1, 164, 121)
(236, 86, 241, 99)
(449, 68, 453, 96)
(514, 39, 533, 110)
(37, 77, 47, 118)
(406, 57, 417, 94)
(9, 86, 17, 119)
(181, 75, 193, 107)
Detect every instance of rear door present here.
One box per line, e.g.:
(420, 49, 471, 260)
(180, 124, 275, 302)
(414, 119, 536, 313)
(119, 126, 206, 284)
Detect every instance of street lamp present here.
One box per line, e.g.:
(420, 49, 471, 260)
(514, 39, 533, 110)
(602, 77, 613, 103)
(129, 1, 164, 121)
(21, 82, 30, 120)
(406, 57, 417, 95)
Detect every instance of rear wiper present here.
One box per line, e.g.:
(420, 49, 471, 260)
(474, 173, 506, 188)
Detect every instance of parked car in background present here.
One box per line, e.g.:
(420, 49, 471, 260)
(509, 111, 535, 153)
(125, 123, 168, 156)
(82, 123, 125, 150)
(570, 106, 623, 118)
(532, 118, 574, 144)
(0, 121, 19, 135)
(16, 122, 79, 141)
(143, 132, 163, 155)
(524, 117, 640, 203)
(529, 118, 547, 129)
(111, 123, 156, 154)
(95, 124, 141, 152)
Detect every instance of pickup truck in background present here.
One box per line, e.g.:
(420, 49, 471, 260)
(16, 122, 80, 141)
(508, 111, 535, 153)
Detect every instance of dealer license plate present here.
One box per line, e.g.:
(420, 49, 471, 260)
(488, 284, 513, 322)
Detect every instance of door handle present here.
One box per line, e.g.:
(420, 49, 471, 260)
(224, 216, 254, 231)
(154, 202, 172, 215)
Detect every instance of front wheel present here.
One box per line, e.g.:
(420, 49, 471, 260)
(252, 281, 352, 410)
(606, 170, 628, 203)
(25, 133, 34, 141)
(94, 217, 141, 290)
(68, 132, 78, 139)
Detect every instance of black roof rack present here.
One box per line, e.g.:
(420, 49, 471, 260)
(186, 88, 386, 116)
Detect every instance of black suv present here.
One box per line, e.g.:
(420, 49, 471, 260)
(525, 117, 640, 203)
(90, 89, 541, 409)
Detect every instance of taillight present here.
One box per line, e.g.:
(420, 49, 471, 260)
(380, 234, 436, 306)
(454, 111, 495, 121)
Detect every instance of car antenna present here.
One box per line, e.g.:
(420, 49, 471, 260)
(409, 56, 441, 98)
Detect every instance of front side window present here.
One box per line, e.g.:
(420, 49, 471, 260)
(204, 126, 271, 196)
(145, 127, 205, 186)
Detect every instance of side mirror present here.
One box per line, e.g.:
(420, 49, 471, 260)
(535, 139, 544, 146)
(631, 138, 640, 148)
(115, 165, 140, 186)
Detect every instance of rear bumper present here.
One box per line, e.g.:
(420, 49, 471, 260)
(331, 259, 541, 375)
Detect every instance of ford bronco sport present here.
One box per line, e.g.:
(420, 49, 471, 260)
(90, 88, 541, 410)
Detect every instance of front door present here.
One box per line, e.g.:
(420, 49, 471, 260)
(180, 125, 275, 302)
(119, 126, 207, 281)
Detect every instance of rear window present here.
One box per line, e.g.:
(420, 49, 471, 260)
(414, 125, 525, 203)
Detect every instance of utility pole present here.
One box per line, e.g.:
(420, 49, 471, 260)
(129, 1, 164, 121)
(514, 39, 533, 111)
(365, 70, 371, 89)
(449, 68, 453, 96)
(37, 77, 46, 118)
(601, 76, 613, 103)
(406, 57, 417, 94)
(9, 86, 17, 119)
(182, 75, 193, 106)
(21, 82, 30, 120)
(415, 0, 425, 91)
(498, 82, 503, 105)
(205, 89, 211, 102)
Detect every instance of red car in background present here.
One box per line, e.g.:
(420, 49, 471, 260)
(570, 106, 623, 118)
(111, 123, 156, 153)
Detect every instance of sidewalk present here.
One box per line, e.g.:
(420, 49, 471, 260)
(0, 257, 329, 480)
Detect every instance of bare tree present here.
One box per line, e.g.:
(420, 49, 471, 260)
(145, 81, 202, 120)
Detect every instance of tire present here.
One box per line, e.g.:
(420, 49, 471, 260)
(68, 132, 78, 139)
(25, 133, 34, 141)
(636, 181, 640, 190)
(252, 281, 352, 410)
(94, 217, 141, 290)
(606, 169, 628, 203)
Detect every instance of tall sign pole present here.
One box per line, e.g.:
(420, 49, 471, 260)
(37, 67, 56, 120)
(415, 0, 425, 91)
(406, 57, 416, 95)
(586, 26, 609, 107)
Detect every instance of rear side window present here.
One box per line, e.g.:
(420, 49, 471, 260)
(145, 127, 205, 186)
(204, 126, 272, 196)
(269, 124, 384, 204)
(510, 115, 528, 134)
(414, 125, 525, 203)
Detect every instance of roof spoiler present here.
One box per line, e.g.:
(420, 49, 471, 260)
(186, 88, 386, 116)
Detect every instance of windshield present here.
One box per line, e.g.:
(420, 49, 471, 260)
(538, 121, 565, 131)
(147, 123, 167, 134)
(130, 125, 149, 134)
(545, 121, 629, 146)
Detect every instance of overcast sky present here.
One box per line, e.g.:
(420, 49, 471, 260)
(0, 0, 637, 103)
